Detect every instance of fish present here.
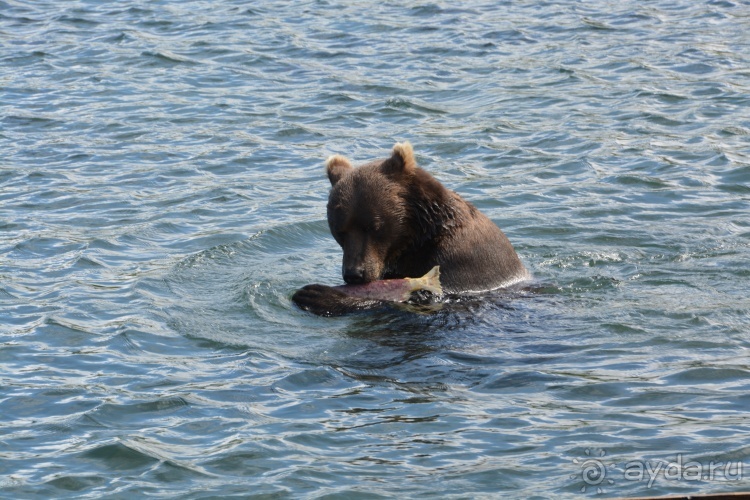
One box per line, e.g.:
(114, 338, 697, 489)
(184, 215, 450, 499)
(333, 266, 442, 302)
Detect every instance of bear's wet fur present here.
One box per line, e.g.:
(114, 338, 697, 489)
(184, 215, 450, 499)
(292, 142, 529, 316)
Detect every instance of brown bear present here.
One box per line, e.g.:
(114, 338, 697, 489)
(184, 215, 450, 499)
(292, 141, 529, 316)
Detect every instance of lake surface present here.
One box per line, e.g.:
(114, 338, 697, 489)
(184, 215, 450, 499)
(2, 0, 750, 498)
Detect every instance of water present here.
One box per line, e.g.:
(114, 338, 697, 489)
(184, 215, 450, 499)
(2, 0, 750, 497)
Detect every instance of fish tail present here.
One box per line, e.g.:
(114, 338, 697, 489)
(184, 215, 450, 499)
(418, 266, 442, 296)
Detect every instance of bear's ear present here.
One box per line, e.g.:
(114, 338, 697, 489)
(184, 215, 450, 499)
(326, 154, 353, 186)
(381, 141, 417, 178)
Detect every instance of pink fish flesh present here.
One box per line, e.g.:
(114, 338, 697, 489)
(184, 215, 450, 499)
(333, 266, 442, 302)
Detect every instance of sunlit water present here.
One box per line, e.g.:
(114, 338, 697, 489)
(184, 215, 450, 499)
(2, 0, 750, 498)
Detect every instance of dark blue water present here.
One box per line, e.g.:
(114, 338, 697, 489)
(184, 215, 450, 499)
(2, 0, 750, 497)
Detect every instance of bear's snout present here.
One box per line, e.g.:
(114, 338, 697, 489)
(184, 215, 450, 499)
(343, 266, 366, 285)
(339, 232, 384, 284)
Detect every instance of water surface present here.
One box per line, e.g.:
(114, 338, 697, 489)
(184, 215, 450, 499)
(2, 0, 750, 497)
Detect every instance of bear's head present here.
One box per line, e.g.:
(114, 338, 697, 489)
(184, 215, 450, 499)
(325, 142, 453, 284)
